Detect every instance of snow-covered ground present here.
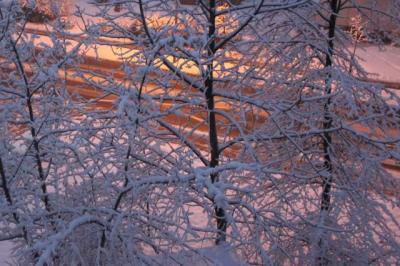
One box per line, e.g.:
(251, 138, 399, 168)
(0, 241, 13, 266)
(357, 44, 400, 83)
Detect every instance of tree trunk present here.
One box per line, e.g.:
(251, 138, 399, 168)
(206, 0, 227, 245)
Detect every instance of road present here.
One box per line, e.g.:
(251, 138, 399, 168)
(3, 25, 400, 172)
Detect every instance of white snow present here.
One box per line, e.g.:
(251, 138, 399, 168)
(356, 44, 400, 83)
(173, 245, 247, 266)
(0, 241, 13, 266)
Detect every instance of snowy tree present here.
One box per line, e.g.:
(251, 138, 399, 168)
(85, 0, 400, 264)
(287, 1, 400, 264)
(1, 0, 400, 264)
(0, 1, 108, 264)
